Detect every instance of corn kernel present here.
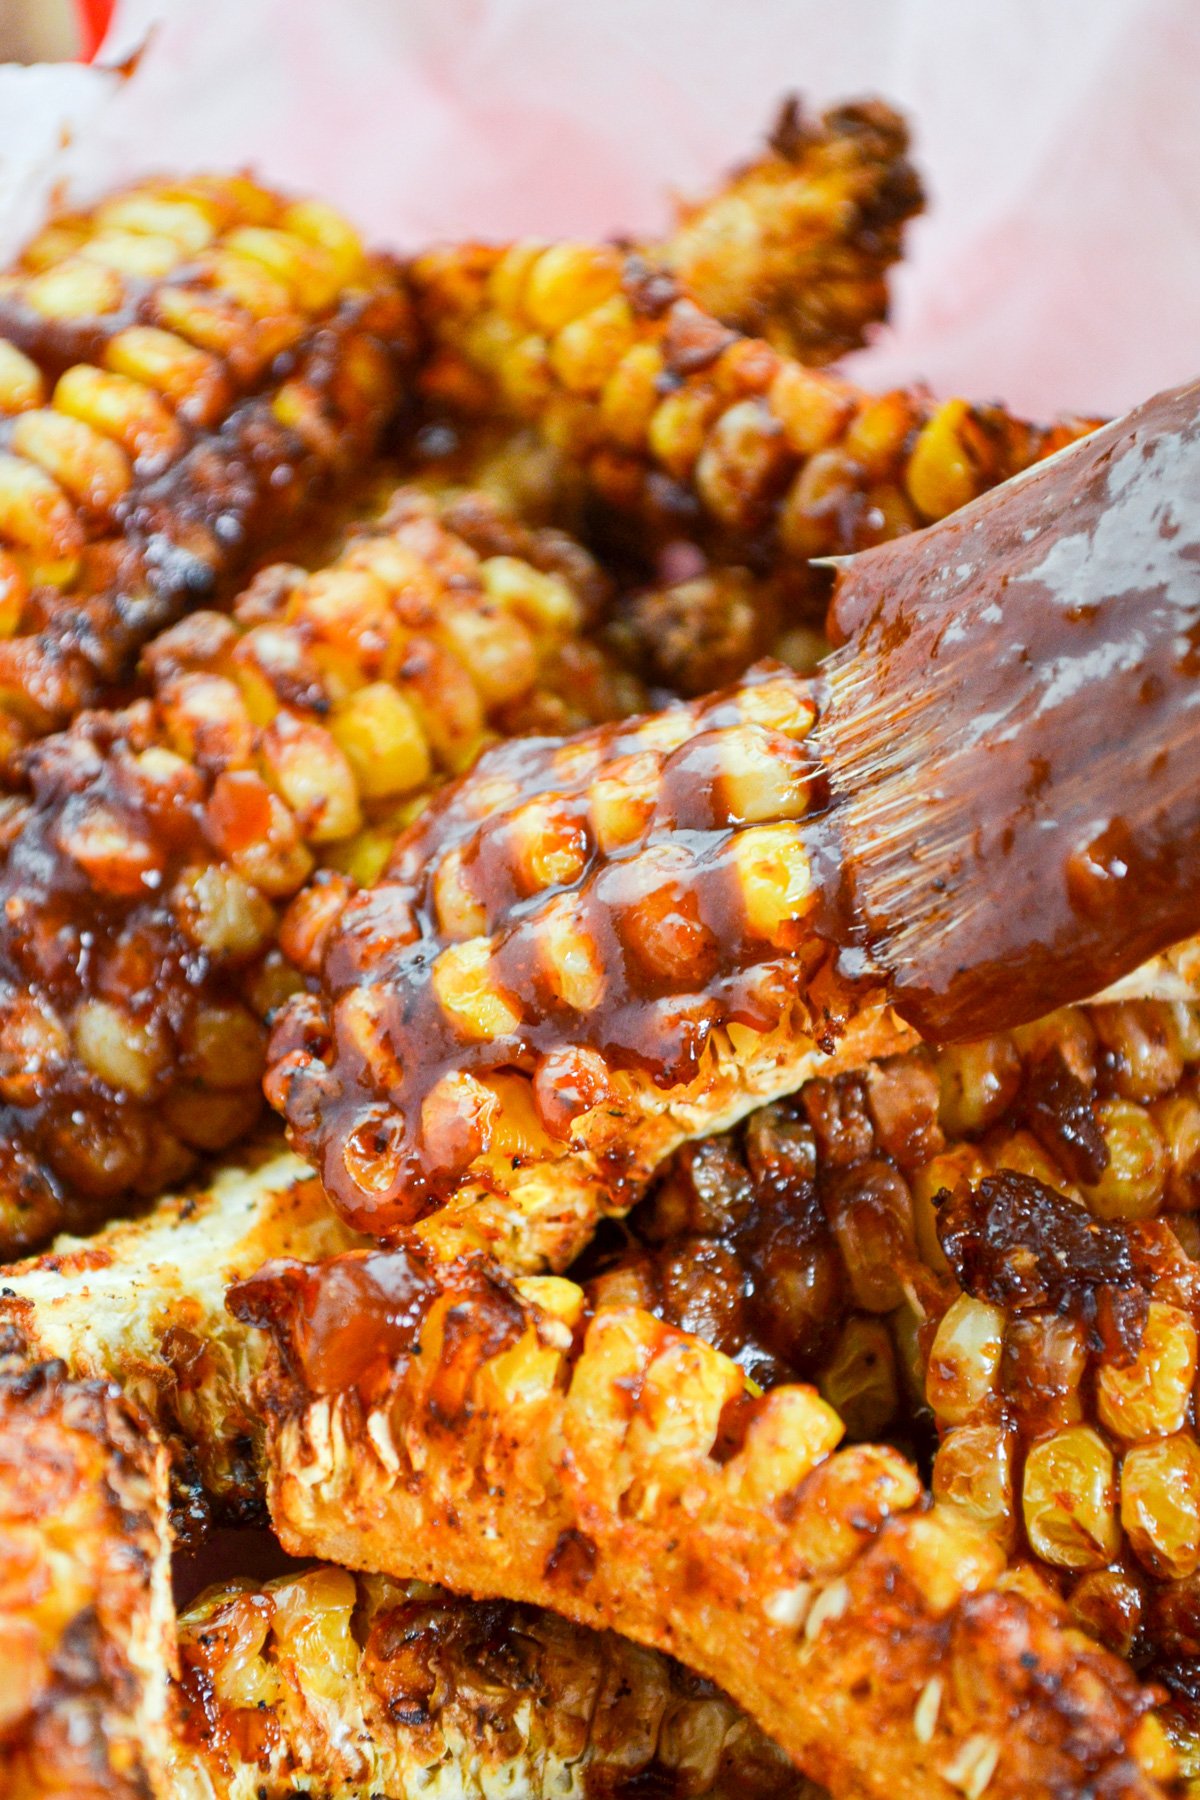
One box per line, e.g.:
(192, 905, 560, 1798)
(536, 895, 605, 1013)
(436, 603, 538, 709)
(768, 361, 854, 456)
(1082, 1098, 1168, 1219)
(729, 823, 814, 945)
(1023, 1425, 1119, 1570)
(97, 192, 220, 253)
(0, 341, 45, 414)
(905, 398, 977, 520)
(1121, 1433, 1200, 1579)
(716, 723, 810, 824)
(550, 293, 636, 395)
(73, 1000, 168, 1099)
(9, 409, 132, 515)
(1097, 1301, 1197, 1441)
(24, 257, 124, 320)
(54, 364, 185, 465)
(0, 452, 83, 560)
(105, 326, 228, 419)
(331, 683, 432, 800)
(723, 1386, 844, 1508)
(280, 199, 365, 285)
(480, 555, 582, 636)
(817, 1315, 899, 1440)
(933, 1423, 1016, 1551)
(599, 341, 665, 450)
(80, 229, 182, 279)
(432, 938, 522, 1041)
(934, 1036, 1021, 1136)
(260, 715, 362, 843)
(926, 1294, 1005, 1428)
(523, 244, 622, 335)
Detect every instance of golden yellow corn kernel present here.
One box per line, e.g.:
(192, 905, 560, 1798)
(23, 257, 124, 320)
(222, 225, 342, 312)
(912, 1147, 989, 1276)
(260, 716, 363, 844)
(479, 555, 582, 636)
(905, 398, 977, 521)
(73, 1000, 169, 1099)
(516, 1274, 586, 1333)
(817, 1314, 899, 1440)
(926, 1294, 1005, 1429)
(202, 248, 295, 320)
(776, 447, 858, 560)
(104, 325, 226, 412)
(0, 550, 27, 637)
(18, 218, 88, 271)
(160, 671, 255, 768)
(483, 241, 542, 317)
(432, 846, 487, 942)
(0, 341, 45, 414)
(174, 863, 277, 958)
(432, 938, 522, 1040)
(1004, 1314, 1088, 1432)
(730, 823, 814, 946)
(934, 1036, 1021, 1137)
(733, 677, 817, 741)
(1010, 1005, 1097, 1084)
(330, 683, 432, 800)
(522, 243, 622, 336)
(334, 987, 404, 1093)
(768, 361, 854, 456)
(269, 1566, 360, 1705)
(280, 199, 364, 286)
(0, 451, 83, 561)
(399, 652, 489, 776)
(319, 825, 396, 889)
(79, 230, 183, 280)
(97, 192, 221, 253)
(1097, 1301, 1197, 1441)
(841, 391, 919, 480)
(1093, 1000, 1186, 1101)
(933, 1423, 1016, 1552)
(9, 409, 132, 515)
(436, 603, 538, 709)
(53, 364, 185, 465)
(480, 1324, 565, 1413)
(537, 895, 605, 1013)
(628, 1335, 745, 1479)
(1121, 1433, 1200, 1579)
(151, 283, 252, 360)
(1082, 1098, 1168, 1220)
(723, 1386, 844, 1509)
(717, 723, 811, 824)
(506, 798, 589, 895)
(550, 293, 637, 395)
(599, 340, 665, 450)
(473, 1071, 554, 1171)
(186, 1002, 265, 1090)
(1171, 1001, 1200, 1062)
(647, 385, 722, 480)
(590, 761, 656, 856)
(1023, 1425, 1120, 1571)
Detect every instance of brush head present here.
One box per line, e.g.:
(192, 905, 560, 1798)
(818, 376, 1200, 1041)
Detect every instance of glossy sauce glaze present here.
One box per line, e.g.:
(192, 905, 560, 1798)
(821, 376, 1200, 1040)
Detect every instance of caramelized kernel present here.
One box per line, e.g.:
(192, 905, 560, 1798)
(926, 1294, 1005, 1428)
(1023, 1425, 1119, 1571)
(932, 1423, 1016, 1551)
(1122, 1434, 1200, 1579)
(1096, 1301, 1197, 1442)
(1082, 1099, 1168, 1220)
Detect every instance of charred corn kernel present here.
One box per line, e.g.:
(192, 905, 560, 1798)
(9, 409, 132, 514)
(175, 863, 277, 958)
(926, 1295, 1005, 1428)
(723, 1386, 845, 1508)
(1023, 1425, 1120, 1571)
(331, 684, 433, 800)
(933, 1423, 1016, 1552)
(0, 341, 45, 414)
(73, 1000, 168, 1099)
(432, 939, 522, 1041)
(1082, 1098, 1168, 1219)
(0, 452, 82, 571)
(817, 1314, 899, 1439)
(1097, 1301, 1198, 1442)
(1121, 1433, 1200, 1579)
(436, 604, 538, 709)
(53, 364, 184, 465)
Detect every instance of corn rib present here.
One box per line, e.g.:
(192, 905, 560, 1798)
(0, 489, 636, 1253)
(227, 1242, 1175, 1800)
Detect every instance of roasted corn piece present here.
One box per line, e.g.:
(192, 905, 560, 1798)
(0, 1138, 356, 1539)
(228, 1241, 1175, 1800)
(266, 662, 926, 1261)
(0, 489, 636, 1251)
(172, 1566, 812, 1800)
(412, 235, 1096, 586)
(0, 1357, 175, 1799)
(0, 175, 413, 739)
(661, 95, 922, 362)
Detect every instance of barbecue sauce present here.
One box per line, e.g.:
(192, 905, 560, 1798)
(821, 376, 1200, 1040)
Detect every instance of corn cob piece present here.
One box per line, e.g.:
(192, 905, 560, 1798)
(228, 1242, 1175, 1800)
(266, 661, 931, 1261)
(581, 998, 1200, 1667)
(0, 1356, 175, 1799)
(0, 175, 413, 740)
(0, 1137, 356, 1540)
(171, 1566, 812, 1800)
(412, 233, 1097, 583)
(662, 96, 922, 363)
(0, 489, 637, 1252)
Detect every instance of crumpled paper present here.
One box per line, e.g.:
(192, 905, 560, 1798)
(0, 0, 1197, 417)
